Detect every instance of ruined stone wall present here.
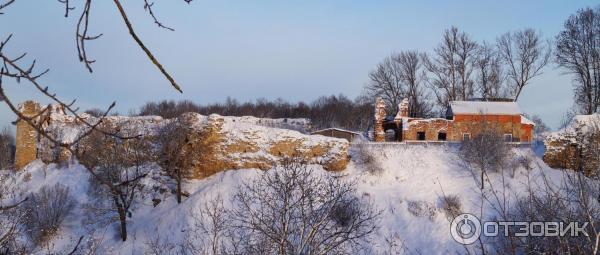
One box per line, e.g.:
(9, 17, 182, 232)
(544, 134, 600, 177)
(374, 98, 386, 142)
(16, 102, 350, 177)
(15, 101, 41, 170)
(402, 119, 454, 141)
(544, 115, 600, 177)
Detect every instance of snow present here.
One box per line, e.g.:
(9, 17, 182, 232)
(1, 143, 575, 254)
(520, 115, 535, 126)
(42, 108, 312, 145)
(545, 113, 600, 148)
(311, 127, 362, 136)
(553, 113, 600, 136)
(449, 101, 523, 115)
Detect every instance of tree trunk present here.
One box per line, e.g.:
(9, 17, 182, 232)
(481, 170, 485, 189)
(118, 205, 127, 241)
(177, 170, 182, 204)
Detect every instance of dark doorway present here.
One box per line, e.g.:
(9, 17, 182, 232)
(417, 132, 426, 141)
(438, 132, 447, 141)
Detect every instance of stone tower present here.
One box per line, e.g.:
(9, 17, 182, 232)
(394, 98, 410, 120)
(399, 98, 409, 118)
(15, 101, 41, 170)
(374, 98, 386, 142)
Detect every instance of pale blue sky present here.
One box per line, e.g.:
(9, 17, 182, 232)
(0, 0, 596, 131)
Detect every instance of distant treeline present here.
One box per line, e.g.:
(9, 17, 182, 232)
(124, 95, 373, 131)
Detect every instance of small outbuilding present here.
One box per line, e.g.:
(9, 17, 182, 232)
(311, 128, 362, 142)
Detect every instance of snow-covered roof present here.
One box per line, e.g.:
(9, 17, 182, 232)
(521, 115, 535, 126)
(311, 128, 362, 136)
(449, 101, 523, 115)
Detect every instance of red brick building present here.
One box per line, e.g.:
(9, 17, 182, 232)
(374, 98, 535, 143)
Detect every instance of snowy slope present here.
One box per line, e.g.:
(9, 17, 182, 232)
(3, 144, 570, 254)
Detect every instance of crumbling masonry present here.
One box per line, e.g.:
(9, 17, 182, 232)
(15, 101, 41, 170)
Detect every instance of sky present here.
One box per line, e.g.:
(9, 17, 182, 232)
(0, 0, 596, 132)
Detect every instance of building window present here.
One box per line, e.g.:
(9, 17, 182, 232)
(504, 134, 513, 142)
(438, 132, 447, 141)
(463, 133, 470, 141)
(417, 132, 426, 140)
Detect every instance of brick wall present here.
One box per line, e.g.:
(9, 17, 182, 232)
(383, 114, 533, 142)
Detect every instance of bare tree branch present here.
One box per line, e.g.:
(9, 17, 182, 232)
(497, 29, 551, 101)
(112, 0, 183, 93)
(143, 0, 175, 31)
(57, 0, 75, 17)
(0, 0, 15, 15)
(76, 0, 103, 73)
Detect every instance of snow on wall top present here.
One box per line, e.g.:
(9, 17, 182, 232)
(449, 101, 523, 115)
(520, 115, 535, 126)
(546, 113, 600, 143)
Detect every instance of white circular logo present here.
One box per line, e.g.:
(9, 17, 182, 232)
(450, 213, 481, 245)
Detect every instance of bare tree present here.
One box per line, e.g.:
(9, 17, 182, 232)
(230, 158, 380, 254)
(556, 6, 600, 114)
(497, 29, 551, 101)
(82, 131, 152, 242)
(0, 127, 14, 170)
(366, 55, 404, 113)
(145, 195, 237, 255)
(475, 42, 506, 100)
(502, 166, 600, 253)
(178, 195, 235, 255)
(395, 51, 432, 117)
(423, 26, 479, 110)
(366, 51, 432, 117)
(157, 120, 198, 204)
(460, 121, 511, 189)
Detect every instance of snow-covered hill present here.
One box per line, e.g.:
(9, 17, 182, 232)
(1, 144, 581, 254)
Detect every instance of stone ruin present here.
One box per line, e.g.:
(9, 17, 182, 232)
(373, 97, 535, 143)
(544, 114, 600, 177)
(13, 101, 351, 178)
(373, 97, 387, 142)
(14, 101, 41, 170)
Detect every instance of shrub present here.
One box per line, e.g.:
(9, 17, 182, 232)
(330, 197, 362, 227)
(354, 142, 383, 175)
(440, 194, 461, 220)
(406, 200, 437, 220)
(24, 183, 76, 246)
